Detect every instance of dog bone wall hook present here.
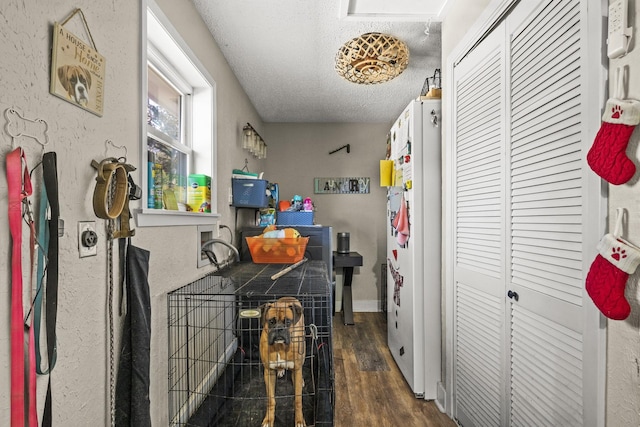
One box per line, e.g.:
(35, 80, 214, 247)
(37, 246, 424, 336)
(104, 139, 127, 161)
(4, 107, 49, 148)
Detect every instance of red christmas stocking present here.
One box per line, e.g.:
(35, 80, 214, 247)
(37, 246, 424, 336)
(586, 232, 640, 320)
(587, 97, 640, 185)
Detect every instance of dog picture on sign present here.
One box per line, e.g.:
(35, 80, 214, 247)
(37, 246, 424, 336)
(50, 22, 105, 116)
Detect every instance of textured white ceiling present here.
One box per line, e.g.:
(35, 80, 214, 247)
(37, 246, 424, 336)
(192, 0, 443, 124)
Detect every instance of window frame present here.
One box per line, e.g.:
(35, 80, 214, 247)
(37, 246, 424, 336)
(136, 0, 219, 227)
(147, 55, 192, 154)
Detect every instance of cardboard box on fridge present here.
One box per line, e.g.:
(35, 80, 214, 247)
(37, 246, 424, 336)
(188, 174, 211, 213)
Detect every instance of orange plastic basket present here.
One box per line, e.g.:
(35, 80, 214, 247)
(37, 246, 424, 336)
(245, 236, 309, 264)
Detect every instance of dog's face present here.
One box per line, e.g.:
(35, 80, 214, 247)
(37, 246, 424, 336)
(261, 299, 303, 346)
(57, 65, 91, 106)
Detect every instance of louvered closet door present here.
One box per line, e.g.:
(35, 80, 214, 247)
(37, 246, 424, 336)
(508, 0, 587, 425)
(452, 0, 598, 426)
(452, 25, 507, 427)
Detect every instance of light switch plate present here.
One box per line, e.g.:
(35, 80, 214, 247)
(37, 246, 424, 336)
(608, 0, 632, 58)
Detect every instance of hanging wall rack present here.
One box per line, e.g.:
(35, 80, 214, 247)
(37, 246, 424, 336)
(104, 139, 128, 161)
(4, 107, 49, 148)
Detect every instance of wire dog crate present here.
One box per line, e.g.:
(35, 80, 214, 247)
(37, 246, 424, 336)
(167, 261, 333, 426)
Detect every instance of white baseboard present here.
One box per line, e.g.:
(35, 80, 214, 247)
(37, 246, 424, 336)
(436, 381, 446, 413)
(334, 299, 382, 313)
(353, 300, 382, 312)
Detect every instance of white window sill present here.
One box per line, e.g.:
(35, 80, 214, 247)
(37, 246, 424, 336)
(135, 208, 220, 227)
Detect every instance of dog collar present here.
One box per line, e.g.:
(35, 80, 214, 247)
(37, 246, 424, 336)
(91, 158, 128, 220)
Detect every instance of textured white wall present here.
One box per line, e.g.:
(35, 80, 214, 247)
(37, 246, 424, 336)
(605, 0, 640, 425)
(0, 2, 140, 425)
(0, 0, 262, 425)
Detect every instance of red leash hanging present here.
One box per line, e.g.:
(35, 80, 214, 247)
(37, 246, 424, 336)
(7, 147, 38, 427)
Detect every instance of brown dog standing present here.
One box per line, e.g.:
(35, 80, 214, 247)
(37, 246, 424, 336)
(260, 297, 306, 427)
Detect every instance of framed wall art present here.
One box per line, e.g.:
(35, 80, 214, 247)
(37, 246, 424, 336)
(50, 10, 105, 116)
(314, 177, 370, 194)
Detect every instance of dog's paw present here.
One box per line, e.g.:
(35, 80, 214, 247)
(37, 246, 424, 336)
(261, 418, 273, 427)
(295, 419, 306, 427)
(277, 368, 285, 378)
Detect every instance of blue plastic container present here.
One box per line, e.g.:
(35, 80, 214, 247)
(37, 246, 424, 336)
(276, 211, 314, 226)
(232, 178, 269, 208)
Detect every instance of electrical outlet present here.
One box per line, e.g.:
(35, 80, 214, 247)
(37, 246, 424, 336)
(228, 186, 233, 204)
(78, 221, 98, 258)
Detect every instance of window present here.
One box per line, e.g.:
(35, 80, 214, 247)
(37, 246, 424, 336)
(147, 64, 190, 208)
(137, 0, 218, 227)
(148, 66, 183, 143)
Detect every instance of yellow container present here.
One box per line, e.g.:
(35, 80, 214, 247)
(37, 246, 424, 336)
(188, 174, 211, 213)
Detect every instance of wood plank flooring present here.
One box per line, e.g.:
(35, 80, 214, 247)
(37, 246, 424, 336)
(333, 312, 457, 427)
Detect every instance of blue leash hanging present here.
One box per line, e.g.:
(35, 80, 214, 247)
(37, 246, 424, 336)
(34, 168, 55, 374)
(32, 151, 60, 427)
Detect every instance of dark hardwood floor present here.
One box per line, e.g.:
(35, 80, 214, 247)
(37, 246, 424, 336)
(333, 312, 457, 427)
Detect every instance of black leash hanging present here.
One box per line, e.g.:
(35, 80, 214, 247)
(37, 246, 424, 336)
(42, 151, 60, 427)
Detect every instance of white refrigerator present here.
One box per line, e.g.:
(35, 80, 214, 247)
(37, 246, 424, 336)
(386, 99, 441, 399)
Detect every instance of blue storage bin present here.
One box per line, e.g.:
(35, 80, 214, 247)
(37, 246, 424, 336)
(232, 179, 269, 208)
(277, 211, 314, 225)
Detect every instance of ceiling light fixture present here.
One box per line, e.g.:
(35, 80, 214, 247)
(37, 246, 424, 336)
(335, 32, 409, 85)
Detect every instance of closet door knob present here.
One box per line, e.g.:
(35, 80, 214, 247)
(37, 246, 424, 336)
(507, 290, 519, 301)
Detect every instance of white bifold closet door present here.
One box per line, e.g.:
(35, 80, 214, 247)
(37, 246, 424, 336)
(453, 21, 507, 427)
(450, 0, 603, 426)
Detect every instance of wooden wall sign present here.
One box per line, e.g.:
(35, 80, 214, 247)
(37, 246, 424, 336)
(314, 177, 370, 194)
(50, 11, 105, 117)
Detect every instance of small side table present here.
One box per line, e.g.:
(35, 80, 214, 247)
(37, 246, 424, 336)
(333, 251, 363, 325)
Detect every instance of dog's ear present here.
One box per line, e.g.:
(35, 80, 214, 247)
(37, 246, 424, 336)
(260, 303, 273, 325)
(57, 66, 70, 91)
(81, 67, 92, 88)
(290, 302, 303, 325)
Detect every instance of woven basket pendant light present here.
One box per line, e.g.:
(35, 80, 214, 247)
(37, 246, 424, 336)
(335, 32, 409, 84)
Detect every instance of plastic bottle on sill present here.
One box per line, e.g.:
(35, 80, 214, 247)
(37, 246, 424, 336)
(148, 151, 155, 208)
(154, 163, 164, 209)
